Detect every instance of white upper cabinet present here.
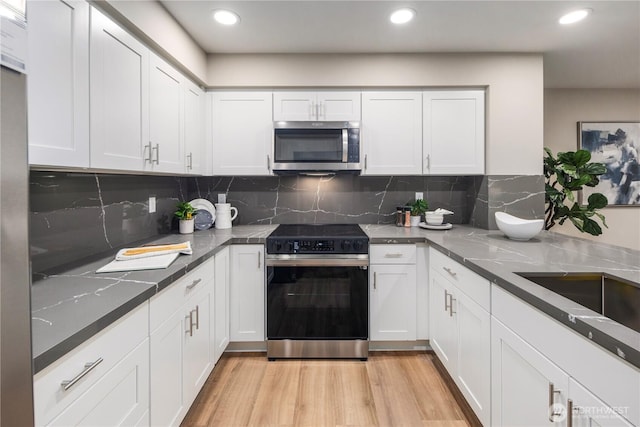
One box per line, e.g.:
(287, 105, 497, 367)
(27, 0, 90, 168)
(361, 92, 423, 175)
(273, 91, 361, 121)
(183, 81, 205, 175)
(423, 90, 485, 175)
(211, 92, 273, 176)
(90, 7, 149, 171)
(148, 53, 184, 174)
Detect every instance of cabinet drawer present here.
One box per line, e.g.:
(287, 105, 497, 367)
(370, 244, 416, 264)
(34, 302, 149, 426)
(429, 247, 490, 311)
(150, 258, 215, 332)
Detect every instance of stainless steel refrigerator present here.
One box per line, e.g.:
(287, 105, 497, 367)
(1, 63, 35, 425)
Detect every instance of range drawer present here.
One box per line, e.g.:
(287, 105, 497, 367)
(34, 302, 149, 426)
(370, 244, 416, 264)
(150, 257, 215, 332)
(429, 247, 490, 311)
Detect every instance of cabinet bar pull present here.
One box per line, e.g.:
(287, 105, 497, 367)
(426, 154, 430, 170)
(258, 251, 262, 269)
(449, 296, 456, 317)
(548, 383, 562, 421)
(444, 290, 451, 312)
(373, 272, 377, 290)
(146, 142, 153, 163)
(186, 312, 193, 336)
(567, 399, 574, 427)
(187, 152, 193, 169)
(384, 253, 403, 258)
(443, 266, 457, 277)
(194, 305, 200, 330)
(153, 143, 160, 164)
(61, 358, 103, 391)
(364, 154, 367, 170)
(267, 155, 271, 172)
(186, 278, 202, 291)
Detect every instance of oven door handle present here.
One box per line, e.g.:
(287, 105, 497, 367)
(266, 255, 369, 267)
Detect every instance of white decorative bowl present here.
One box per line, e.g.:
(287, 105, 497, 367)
(495, 212, 544, 241)
(425, 211, 444, 225)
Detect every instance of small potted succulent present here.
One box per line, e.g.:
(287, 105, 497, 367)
(175, 201, 197, 234)
(410, 199, 428, 226)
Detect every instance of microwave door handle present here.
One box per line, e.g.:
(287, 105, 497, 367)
(342, 129, 348, 162)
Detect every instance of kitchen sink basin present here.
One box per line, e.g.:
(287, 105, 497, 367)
(516, 272, 640, 333)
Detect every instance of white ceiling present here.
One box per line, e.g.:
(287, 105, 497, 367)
(160, 0, 640, 89)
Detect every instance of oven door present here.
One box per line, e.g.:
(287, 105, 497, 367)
(266, 255, 369, 340)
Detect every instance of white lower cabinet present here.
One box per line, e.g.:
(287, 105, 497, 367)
(213, 247, 231, 363)
(491, 317, 569, 426)
(230, 245, 265, 342)
(568, 378, 635, 427)
(149, 258, 215, 427)
(34, 303, 150, 427)
(429, 248, 490, 426)
(369, 244, 417, 341)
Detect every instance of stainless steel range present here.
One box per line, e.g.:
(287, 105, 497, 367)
(266, 224, 369, 360)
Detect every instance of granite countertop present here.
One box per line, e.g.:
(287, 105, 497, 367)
(32, 223, 640, 374)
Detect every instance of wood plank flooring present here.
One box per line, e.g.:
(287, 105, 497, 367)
(181, 352, 472, 427)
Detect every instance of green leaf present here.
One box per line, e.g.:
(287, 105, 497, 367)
(573, 150, 591, 167)
(582, 163, 607, 175)
(587, 193, 608, 210)
(558, 164, 578, 178)
(582, 218, 603, 236)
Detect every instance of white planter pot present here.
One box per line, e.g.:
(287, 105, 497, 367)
(179, 219, 195, 234)
(410, 215, 422, 227)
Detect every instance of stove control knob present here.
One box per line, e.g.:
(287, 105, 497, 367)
(273, 241, 283, 252)
(352, 241, 363, 252)
(341, 240, 352, 251)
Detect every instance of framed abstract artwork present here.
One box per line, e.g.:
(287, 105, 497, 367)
(578, 121, 640, 206)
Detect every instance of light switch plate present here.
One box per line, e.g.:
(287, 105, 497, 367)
(415, 192, 424, 201)
(148, 196, 156, 213)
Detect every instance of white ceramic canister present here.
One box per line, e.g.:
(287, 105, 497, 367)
(214, 203, 238, 229)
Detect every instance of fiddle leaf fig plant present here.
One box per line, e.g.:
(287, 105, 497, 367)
(544, 147, 608, 236)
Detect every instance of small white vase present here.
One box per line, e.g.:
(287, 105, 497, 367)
(410, 215, 422, 227)
(179, 219, 195, 234)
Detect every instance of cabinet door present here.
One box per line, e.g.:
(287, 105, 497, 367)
(370, 264, 417, 341)
(492, 317, 569, 427)
(230, 245, 265, 342)
(149, 53, 184, 174)
(568, 378, 634, 427)
(361, 92, 423, 175)
(184, 81, 205, 175)
(90, 7, 149, 171)
(27, 0, 89, 168)
(212, 92, 273, 175)
(183, 287, 213, 407)
(317, 91, 361, 121)
(273, 91, 316, 121)
(150, 309, 185, 427)
(455, 289, 491, 426)
(47, 340, 149, 427)
(429, 271, 457, 373)
(423, 90, 485, 175)
(213, 247, 230, 363)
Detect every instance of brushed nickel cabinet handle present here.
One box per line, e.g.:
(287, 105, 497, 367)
(384, 253, 404, 258)
(426, 154, 430, 170)
(267, 155, 271, 172)
(185, 312, 193, 336)
(146, 142, 153, 163)
(194, 305, 200, 330)
(443, 266, 457, 277)
(61, 358, 103, 391)
(449, 295, 456, 317)
(186, 152, 193, 169)
(258, 251, 262, 269)
(444, 290, 451, 312)
(153, 143, 160, 164)
(373, 272, 377, 290)
(364, 154, 368, 170)
(567, 399, 574, 427)
(548, 383, 562, 421)
(186, 278, 202, 291)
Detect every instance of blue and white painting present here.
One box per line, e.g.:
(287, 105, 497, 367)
(580, 121, 640, 206)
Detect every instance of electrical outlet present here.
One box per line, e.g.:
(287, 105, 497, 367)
(415, 192, 424, 201)
(148, 196, 156, 213)
(218, 193, 226, 204)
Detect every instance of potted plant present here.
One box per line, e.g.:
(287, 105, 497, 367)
(175, 201, 197, 234)
(410, 198, 428, 226)
(544, 148, 608, 236)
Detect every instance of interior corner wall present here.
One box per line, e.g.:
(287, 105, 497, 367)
(544, 88, 640, 251)
(206, 53, 544, 177)
(102, 0, 208, 84)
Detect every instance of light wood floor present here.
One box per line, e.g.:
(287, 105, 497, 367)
(181, 352, 472, 427)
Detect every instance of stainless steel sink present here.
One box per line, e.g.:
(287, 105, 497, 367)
(516, 272, 640, 333)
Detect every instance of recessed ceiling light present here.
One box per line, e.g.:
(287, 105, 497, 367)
(390, 8, 415, 25)
(559, 8, 591, 25)
(213, 9, 240, 26)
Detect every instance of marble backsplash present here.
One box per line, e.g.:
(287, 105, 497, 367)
(30, 171, 543, 275)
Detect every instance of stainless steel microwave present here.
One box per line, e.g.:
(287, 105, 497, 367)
(272, 121, 361, 173)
